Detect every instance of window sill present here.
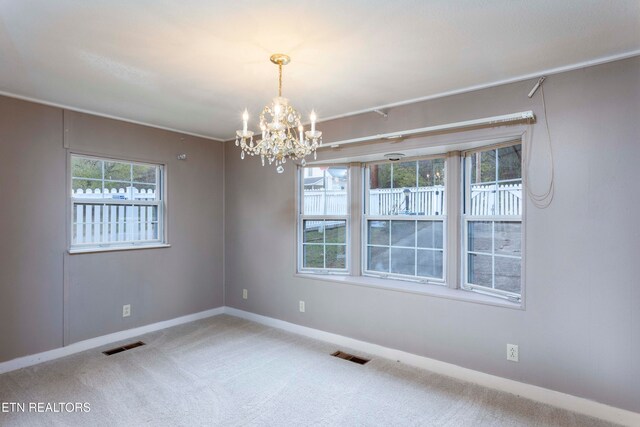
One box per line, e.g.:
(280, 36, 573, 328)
(68, 243, 171, 254)
(294, 273, 523, 310)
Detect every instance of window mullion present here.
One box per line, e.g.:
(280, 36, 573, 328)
(350, 163, 361, 276)
(414, 220, 418, 277)
(491, 220, 496, 290)
(446, 151, 461, 289)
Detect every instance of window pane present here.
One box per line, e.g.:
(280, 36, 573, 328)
(368, 163, 392, 215)
(325, 221, 346, 244)
(471, 149, 496, 184)
(302, 166, 348, 215)
(369, 163, 391, 190)
(417, 249, 443, 279)
(470, 150, 495, 184)
(468, 221, 492, 253)
(417, 221, 443, 249)
(72, 179, 102, 197)
(495, 257, 521, 293)
(495, 222, 521, 256)
(498, 145, 522, 181)
(72, 157, 102, 179)
(495, 181, 522, 216)
(368, 220, 389, 246)
(104, 181, 133, 200)
(326, 245, 346, 269)
(73, 203, 103, 225)
(104, 161, 131, 181)
(469, 182, 496, 216)
(133, 164, 157, 183)
(303, 221, 324, 243)
(417, 159, 445, 216)
(418, 158, 445, 187)
(468, 253, 492, 287)
(390, 220, 415, 247)
(390, 247, 415, 275)
(369, 159, 446, 216)
(133, 184, 157, 201)
(392, 161, 416, 189)
(303, 244, 324, 268)
(73, 203, 159, 245)
(368, 246, 389, 272)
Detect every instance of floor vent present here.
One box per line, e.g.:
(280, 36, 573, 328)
(102, 341, 146, 356)
(332, 350, 370, 365)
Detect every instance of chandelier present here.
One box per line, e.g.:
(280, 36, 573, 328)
(235, 54, 322, 173)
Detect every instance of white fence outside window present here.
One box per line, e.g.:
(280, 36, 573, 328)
(72, 187, 159, 245)
(303, 183, 522, 217)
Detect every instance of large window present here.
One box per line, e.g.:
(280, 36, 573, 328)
(298, 166, 349, 272)
(364, 158, 446, 282)
(296, 140, 524, 303)
(70, 154, 165, 251)
(463, 143, 522, 299)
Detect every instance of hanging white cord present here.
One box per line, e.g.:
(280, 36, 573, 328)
(525, 82, 555, 208)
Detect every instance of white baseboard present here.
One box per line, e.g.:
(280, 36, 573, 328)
(0, 306, 225, 375)
(2, 305, 638, 426)
(223, 307, 640, 427)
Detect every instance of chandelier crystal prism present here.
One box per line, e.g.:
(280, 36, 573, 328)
(235, 54, 322, 173)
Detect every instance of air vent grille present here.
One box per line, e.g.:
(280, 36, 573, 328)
(332, 350, 370, 365)
(102, 341, 145, 356)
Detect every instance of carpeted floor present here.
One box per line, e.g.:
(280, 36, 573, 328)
(0, 315, 618, 426)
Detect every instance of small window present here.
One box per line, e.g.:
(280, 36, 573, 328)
(298, 166, 349, 272)
(463, 143, 522, 300)
(70, 154, 165, 251)
(364, 158, 446, 282)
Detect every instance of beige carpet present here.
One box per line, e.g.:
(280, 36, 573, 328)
(0, 315, 617, 426)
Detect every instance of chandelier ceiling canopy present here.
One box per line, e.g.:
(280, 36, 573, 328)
(235, 54, 322, 174)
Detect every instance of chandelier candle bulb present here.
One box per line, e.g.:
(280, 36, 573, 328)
(299, 125, 304, 144)
(242, 109, 248, 134)
(310, 110, 316, 133)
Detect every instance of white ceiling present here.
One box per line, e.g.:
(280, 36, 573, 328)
(0, 0, 638, 141)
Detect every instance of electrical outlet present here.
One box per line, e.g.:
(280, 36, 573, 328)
(242, 289, 248, 300)
(299, 301, 305, 313)
(507, 344, 519, 362)
(122, 304, 131, 318)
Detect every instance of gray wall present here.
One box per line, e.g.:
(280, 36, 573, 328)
(0, 97, 225, 361)
(1, 55, 638, 413)
(225, 57, 640, 412)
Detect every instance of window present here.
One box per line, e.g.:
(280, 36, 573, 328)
(364, 158, 446, 282)
(70, 154, 165, 251)
(463, 143, 522, 300)
(296, 140, 524, 303)
(298, 166, 349, 272)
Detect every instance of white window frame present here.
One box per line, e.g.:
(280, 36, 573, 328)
(461, 141, 523, 302)
(297, 165, 350, 274)
(295, 134, 525, 307)
(362, 155, 447, 285)
(69, 153, 166, 252)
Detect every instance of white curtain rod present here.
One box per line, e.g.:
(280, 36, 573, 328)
(324, 111, 535, 148)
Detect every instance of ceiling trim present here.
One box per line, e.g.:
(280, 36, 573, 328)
(0, 90, 225, 142)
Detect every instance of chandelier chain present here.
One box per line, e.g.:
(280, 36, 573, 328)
(278, 64, 283, 97)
